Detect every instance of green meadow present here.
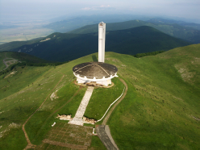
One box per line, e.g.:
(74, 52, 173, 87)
(105, 44, 200, 149)
(84, 77, 124, 121)
(0, 44, 200, 149)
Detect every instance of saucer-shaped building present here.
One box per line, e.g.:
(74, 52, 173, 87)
(73, 62, 118, 86)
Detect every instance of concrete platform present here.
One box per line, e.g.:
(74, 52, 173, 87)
(69, 86, 94, 126)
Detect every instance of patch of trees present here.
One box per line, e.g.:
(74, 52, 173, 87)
(0, 63, 17, 76)
(0, 61, 67, 76)
(133, 50, 165, 58)
(16, 62, 64, 66)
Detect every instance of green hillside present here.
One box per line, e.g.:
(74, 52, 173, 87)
(0, 26, 190, 62)
(71, 20, 200, 44)
(106, 44, 200, 149)
(0, 51, 48, 63)
(0, 44, 199, 149)
(0, 51, 48, 72)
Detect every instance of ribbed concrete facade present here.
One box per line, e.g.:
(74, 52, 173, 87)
(73, 62, 118, 86)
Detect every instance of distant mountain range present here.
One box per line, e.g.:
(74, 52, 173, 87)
(71, 20, 200, 44)
(44, 15, 150, 33)
(148, 18, 200, 30)
(43, 16, 200, 44)
(0, 26, 190, 62)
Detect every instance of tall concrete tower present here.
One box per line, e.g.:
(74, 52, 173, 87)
(98, 22, 106, 62)
(72, 21, 118, 87)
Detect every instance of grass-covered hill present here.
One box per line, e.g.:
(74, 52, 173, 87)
(0, 26, 190, 62)
(0, 44, 199, 149)
(71, 20, 200, 44)
(0, 51, 48, 71)
(0, 51, 48, 64)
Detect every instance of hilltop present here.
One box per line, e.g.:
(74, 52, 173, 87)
(0, 44, 199, 149)
(0, 26, 190, 62)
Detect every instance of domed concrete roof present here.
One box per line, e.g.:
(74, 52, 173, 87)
(73, 62, 118, 79)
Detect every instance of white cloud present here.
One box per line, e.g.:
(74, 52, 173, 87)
(82, 7, 91, 10)
(100, 5, 111, 8)
(81, 5, 113, 11)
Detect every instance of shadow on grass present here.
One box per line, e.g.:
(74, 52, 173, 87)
(92, 55, 98, 62)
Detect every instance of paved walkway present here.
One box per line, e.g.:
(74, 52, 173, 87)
(96, 125, 119, 150)
(69, 86, 94, 126)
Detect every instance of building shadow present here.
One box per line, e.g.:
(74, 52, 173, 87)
(92, 55, 98, 62)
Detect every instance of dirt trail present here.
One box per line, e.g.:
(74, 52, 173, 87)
(1, 53, 8, 71)
(2, 58, 18, 71)
(102, 78, 128, 125)
(22, 75, 65, 150)
(1, 52, 18, 71)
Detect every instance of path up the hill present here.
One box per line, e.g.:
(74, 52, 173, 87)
(69, 86, 94, 126)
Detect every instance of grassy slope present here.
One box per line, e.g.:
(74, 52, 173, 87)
(104, 44, 200, 149)
(84, 77, 124, 120)
(0, 66, 53, 149)
(9, 52, 48, 63)
(0, 66, 52, 100)
(0, 53, 104, 149)
(0, 51, 48, 64)
(0, 44, 199, 149)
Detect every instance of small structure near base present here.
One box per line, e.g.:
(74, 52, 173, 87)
(83, 117, 97, 125)
(57, 114, 72, 121)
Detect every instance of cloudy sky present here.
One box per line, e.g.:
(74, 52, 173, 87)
(0, 0, 200, 23)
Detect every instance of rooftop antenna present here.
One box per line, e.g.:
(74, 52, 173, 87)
(98, 22, 106, 63)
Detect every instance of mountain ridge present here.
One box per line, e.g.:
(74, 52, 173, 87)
(1, 26, 190, 62)
(71, 20, 200, 43)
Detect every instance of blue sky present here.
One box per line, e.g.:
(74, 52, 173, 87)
(0, 0, 200, 23)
